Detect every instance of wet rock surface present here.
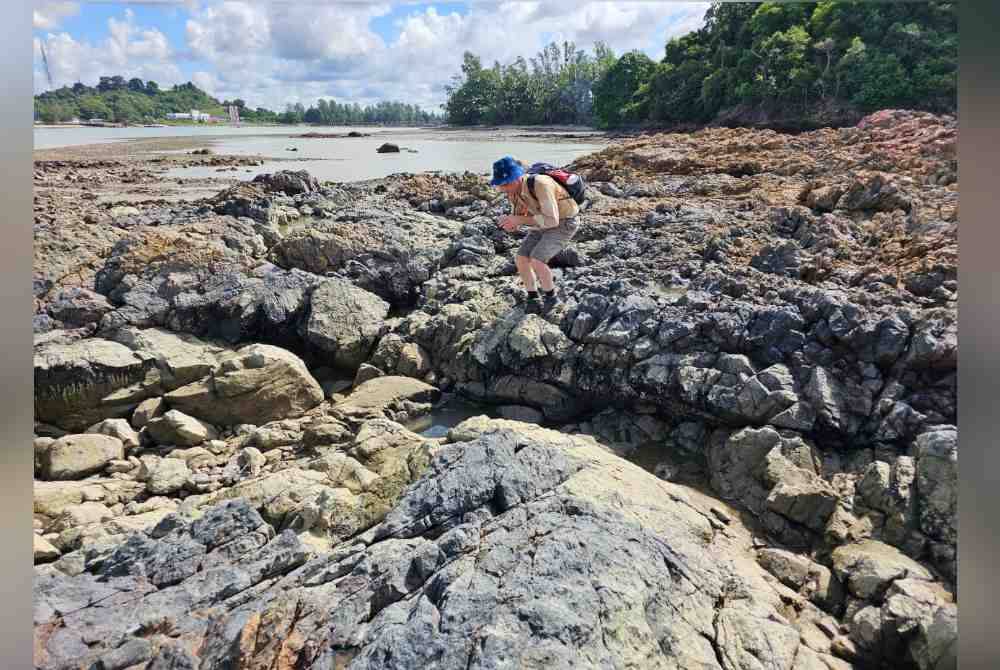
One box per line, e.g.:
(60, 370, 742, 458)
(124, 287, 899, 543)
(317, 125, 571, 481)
(34, 111, 957, 668)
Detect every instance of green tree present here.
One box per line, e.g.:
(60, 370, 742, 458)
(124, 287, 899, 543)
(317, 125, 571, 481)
(78, 94, 111, 120)
(592, 51, 654, 128)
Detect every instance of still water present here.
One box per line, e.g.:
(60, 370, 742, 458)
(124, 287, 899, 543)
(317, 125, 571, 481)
(34, 125, 606, 182)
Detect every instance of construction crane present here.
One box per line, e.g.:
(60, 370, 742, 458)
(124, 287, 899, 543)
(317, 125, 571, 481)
(40, 41, 54, 89)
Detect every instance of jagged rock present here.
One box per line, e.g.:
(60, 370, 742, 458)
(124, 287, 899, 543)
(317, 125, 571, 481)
(751, 240, 807, 278)
(912, 427, 957, 546)
(165, 344, 324, 426)
(131, 396, 165, 428)
(146, 410, 218, 447)
(268, 209, 460, 305)
(46, 287, 113, 327)
(247, 420, 303, 451)
(40, 434, 124, 480)
(34, 535, 61, 564)
(880, 578, 957, 670)
(838, 172, 912, 212)
(831, 539, 933, 602)
(252, 169, 321, 195)
(109, 327, 225, 390)
(35, 427, 830, 670)
(50, 501, 115, 534)
(301, 278, 389, 370)
(757, 547, 842, 611)
(333, 375, 440, 423)
(353, 363, 384, 386)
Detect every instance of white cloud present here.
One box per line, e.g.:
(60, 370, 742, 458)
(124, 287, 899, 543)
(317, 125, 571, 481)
(33, 2, 79, 30)
(34, 10, 182, 92)
(36, 1, 709, 113)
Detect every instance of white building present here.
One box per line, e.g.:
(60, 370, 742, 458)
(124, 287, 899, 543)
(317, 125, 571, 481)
(165, 110, 212, 122)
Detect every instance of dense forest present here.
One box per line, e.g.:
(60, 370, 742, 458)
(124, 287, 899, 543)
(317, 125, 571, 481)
(443, 1, 957, 129)
(33, 76, 443, 126)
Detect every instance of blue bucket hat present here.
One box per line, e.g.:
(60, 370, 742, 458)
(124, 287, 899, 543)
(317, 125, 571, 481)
(490, 155, 524, 186)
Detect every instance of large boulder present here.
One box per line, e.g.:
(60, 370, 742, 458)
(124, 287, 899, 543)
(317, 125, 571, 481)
(831, 539, 933, 602)
(45, 287, 113, 327)
(164, 344, 324, 426)
(301, 278, 389, 370)
(35, 427, 847, 670)
(146, 410, 219, 447)
(40, 434, 124, 481)
(268, 210, 460, 305)
(333, 375, 440, 424)
(108, 327, 225, 390)
(34, 339, 160, 432)
(144, 458, 192, 495)
(252, 169, 321, 195)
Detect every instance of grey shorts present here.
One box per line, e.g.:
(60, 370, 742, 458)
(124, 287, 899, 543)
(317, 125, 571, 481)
(516, 217, 580, 263)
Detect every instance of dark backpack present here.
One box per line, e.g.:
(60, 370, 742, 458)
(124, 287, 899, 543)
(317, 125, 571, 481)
(526, 162, 588, 205)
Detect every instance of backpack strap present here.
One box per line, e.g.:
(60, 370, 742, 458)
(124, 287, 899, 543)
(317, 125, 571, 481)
(527, 174, 569, 202)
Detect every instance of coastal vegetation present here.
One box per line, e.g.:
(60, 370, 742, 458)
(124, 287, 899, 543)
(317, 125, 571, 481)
(34, 77, 443, 126)
(443, 1, 957, 129)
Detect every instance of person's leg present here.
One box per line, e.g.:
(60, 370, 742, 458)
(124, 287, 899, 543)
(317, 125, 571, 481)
(515, 254, 537, 291)
(530, 259, 555, 291)
(529, 218, 579, 311)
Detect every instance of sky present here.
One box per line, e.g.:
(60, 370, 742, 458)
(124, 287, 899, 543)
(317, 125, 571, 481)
(33, 1, 710, 112)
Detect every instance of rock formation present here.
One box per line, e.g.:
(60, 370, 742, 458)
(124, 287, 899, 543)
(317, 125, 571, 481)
(33, 111, 958, 668)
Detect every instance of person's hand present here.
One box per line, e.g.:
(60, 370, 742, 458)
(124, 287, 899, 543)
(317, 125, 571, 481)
(500, 215, 520, 232)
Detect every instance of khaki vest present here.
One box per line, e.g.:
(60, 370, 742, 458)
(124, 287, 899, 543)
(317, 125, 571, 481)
(510, 174, 579, 221)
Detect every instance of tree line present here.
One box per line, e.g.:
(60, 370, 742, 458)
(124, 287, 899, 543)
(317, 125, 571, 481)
(267, 99, 442, 126)
(34, 76, 443, 126)
(443, 1, 957, 129)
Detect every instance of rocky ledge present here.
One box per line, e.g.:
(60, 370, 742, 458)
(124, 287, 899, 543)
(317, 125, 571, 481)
(34, 109, 957, 669)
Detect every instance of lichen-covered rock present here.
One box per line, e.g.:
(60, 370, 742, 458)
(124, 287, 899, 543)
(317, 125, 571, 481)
(34, 339, 159, 432)
(34, 427, 837, 670)
(165, 344, 324, 426)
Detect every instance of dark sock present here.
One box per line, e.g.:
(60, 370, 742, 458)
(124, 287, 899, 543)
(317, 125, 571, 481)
(541, 287, 556, 297)
(526, 289, 539, 300)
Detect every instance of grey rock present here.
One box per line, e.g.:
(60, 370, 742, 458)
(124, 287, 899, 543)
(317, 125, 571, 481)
(145, 458, 192, 495)
(301, 278, 389, 370)
(831, 539, 933, 602)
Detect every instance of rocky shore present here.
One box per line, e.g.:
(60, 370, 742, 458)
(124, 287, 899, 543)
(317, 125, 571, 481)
(33, 109, 957, 669)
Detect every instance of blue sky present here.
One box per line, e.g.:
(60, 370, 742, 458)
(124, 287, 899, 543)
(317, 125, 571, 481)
(33, 1, 708, 110)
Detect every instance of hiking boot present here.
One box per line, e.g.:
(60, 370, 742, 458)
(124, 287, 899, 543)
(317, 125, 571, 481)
(541, 289, 561, 313)
(514, 290, 542, 314)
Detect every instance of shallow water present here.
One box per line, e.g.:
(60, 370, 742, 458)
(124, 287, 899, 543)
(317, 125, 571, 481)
(34, 124, 605, 182)
(406, 397, 500, 439)
(32, 124, 402, 150)
(166, 133, 605, 183)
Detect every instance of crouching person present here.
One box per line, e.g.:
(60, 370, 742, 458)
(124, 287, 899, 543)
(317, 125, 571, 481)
(491, 155, 580, 314)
